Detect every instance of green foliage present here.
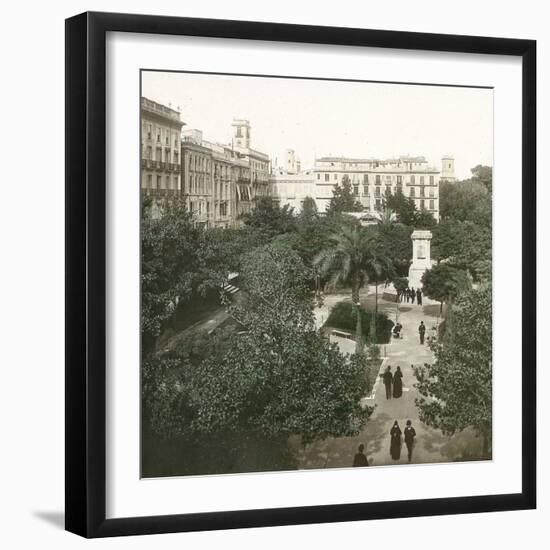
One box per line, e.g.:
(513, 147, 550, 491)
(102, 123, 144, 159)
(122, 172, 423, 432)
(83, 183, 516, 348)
(325, 301, 394, 344)
(242, 196, 297, 239)
(384, 188, 417, 226)
(143, 244, 371, 447)
(439, 178, 491, 225)
(299, 196, 318, 223)
(326, 175, 363, 215)
(141, 199, 202, 351)
(471, 164, 493, 192)
(432, 220, 492, 282)
(414, 285, 492, 454)
(273, 214, 339, 268)
(421, 263, 471, 305)
(368, 222, 412, 276)
(414, 208, 437, 229)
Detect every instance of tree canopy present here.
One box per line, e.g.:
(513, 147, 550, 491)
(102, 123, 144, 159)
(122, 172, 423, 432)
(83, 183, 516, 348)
(143, 244, 371, 444)
(421, 263, 471, 306)
(326, 175, 363, 214)
(414, 285, 492, 455)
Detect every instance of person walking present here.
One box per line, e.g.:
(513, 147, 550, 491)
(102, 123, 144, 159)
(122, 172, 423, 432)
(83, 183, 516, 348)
(404, 420, 417, 463)
(352, 443, 370, 467)
(405, 287, 410, 303)
(390, 421, 402, 460)
(382, 366, 393, 400)
(410, 287, 416, 305)
(418, 321, 426, 344)
(416, 288, 422, 306)
(392, 366, 403, 398)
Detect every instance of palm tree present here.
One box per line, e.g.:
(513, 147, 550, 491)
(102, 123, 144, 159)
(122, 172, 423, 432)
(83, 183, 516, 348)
(314, 223, 385, 353)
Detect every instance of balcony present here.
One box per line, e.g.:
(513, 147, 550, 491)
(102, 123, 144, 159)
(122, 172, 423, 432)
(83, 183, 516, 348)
(143, 188, 181, 198)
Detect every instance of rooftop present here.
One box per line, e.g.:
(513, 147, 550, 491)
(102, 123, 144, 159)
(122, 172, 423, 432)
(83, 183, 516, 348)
(141, 97, 184, 125)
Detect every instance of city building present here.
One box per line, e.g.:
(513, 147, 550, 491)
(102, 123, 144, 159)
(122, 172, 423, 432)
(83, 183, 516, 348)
(313, 155, 447, 220)
(231, 119, 271, 217)
(180, 119, 271, 227)
(140, 97, 185, 209)
(268, 170, 316, 213)
(440, 155, 456, 182)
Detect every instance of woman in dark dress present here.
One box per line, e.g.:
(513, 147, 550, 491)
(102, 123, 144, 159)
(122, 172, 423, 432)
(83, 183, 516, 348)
(393, 366, 403, 398)
(390, 421, 402, 460)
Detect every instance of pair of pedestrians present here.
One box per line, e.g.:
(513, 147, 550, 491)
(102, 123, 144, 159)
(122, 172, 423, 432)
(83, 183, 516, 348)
(382, 365, 403, 399)
(390, 420, 417, 462)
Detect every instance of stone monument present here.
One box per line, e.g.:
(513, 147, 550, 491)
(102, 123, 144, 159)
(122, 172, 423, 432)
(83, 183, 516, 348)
(408, 230, 433, 289)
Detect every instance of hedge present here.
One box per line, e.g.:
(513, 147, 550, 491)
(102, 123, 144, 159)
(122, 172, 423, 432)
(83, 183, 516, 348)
(325, 301, 394, 344)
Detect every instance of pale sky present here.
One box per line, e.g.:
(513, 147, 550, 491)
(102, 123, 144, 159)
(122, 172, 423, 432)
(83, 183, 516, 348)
(142, 71, 493, 180)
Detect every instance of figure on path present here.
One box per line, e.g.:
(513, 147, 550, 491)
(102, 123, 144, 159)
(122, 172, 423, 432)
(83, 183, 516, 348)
(352, 443, 370, 467)
(410, 287, 416, 305)
(390, 421, 402, 461)
(418, 321, 426, 344)
(393, 366, 403, 398)
(382, 366, 393, 400)
(405, 287, 410, 303)
(416, 288, 422, 306)
(404, 420, 417, 463)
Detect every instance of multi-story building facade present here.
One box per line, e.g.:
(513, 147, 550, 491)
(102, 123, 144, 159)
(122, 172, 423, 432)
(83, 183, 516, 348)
(268, 170, 316, 213)
(313, 155, 448, 220)
(140, 97, 185, 208)
(180, 119, 271, 227)
(231, 119, 270, 217)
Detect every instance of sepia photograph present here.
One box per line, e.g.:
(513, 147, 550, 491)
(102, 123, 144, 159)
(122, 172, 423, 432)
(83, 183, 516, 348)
(140, 70, 493, 478)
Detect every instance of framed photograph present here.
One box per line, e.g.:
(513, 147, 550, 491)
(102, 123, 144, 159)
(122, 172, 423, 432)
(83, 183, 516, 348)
(65, 11, 536, 538)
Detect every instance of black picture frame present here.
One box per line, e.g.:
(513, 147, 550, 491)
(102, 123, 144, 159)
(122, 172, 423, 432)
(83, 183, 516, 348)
(65, 11, 536, 538)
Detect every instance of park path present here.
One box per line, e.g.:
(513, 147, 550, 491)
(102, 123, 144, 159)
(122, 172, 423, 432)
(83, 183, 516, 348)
(289, 288, 486, 469)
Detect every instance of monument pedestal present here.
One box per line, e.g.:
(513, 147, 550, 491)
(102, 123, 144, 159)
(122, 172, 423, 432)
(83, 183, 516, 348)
(408, 230, 434, 289)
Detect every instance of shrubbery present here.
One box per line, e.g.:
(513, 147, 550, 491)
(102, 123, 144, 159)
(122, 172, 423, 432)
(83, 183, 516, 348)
(325, 301, 394, 344)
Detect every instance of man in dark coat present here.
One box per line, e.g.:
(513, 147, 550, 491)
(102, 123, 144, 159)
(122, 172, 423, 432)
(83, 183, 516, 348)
(410, 287, 416, 304)
(382, 366, 393, 400)
(353, 443, 370, 467)
(418, 321, 426, 344)
(416, 288, 422, 305)
(405, 287, 410, 303)
(404, 420, 417, 463)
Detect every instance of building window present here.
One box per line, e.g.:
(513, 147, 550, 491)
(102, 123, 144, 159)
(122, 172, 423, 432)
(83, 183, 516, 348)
(375, 199, 381, 210)
(385, 185, 391, 195)
(146, 174, 152, 189)
(165, 175, 170, 189)
(156, 175, 161, 189)
(334, 174, 338, 180)
(397, 175, 402, 184)
(363, 185, 369, 195)
(420, 199, 425, 209)
(375, 186, 381, 197)
(353, 185, 359, 196)
(411, 175, 415, 184)
(429, 199, 435, 210)
(146, 146, 152, 160)
(324, 173, 330, 182)
(420, 176, 425, 185)
(363, 174, 369, 183)
(430, 175, 434, 185)
(410, 187, 415, 197)
(420, 187, 425, 197)
(375, 175, 381, 184)
(429, 188, 435, 198)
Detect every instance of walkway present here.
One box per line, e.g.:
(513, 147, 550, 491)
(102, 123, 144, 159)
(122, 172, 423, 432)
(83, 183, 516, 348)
(289, 287, 486, 469)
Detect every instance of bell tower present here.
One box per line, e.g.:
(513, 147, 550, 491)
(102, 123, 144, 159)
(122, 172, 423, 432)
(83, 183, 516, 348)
(441, 155, 456, 182)
(232, 119, 251, 149)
